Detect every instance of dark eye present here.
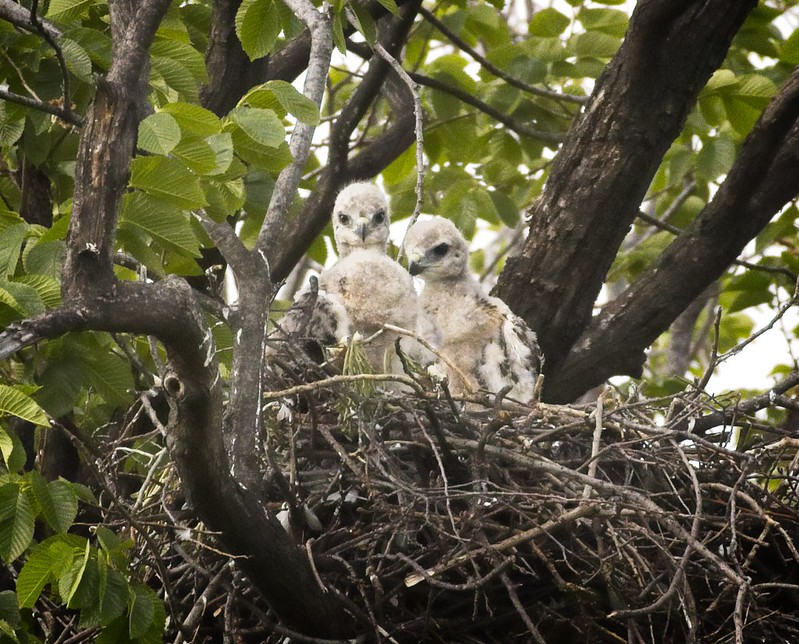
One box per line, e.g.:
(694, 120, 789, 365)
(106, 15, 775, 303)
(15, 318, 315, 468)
(338, 213, 351, 225)
(372, 209, 385, 224)
(433, 243, 450, 256)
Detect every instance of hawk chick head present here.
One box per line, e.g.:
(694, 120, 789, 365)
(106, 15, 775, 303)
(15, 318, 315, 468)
(332, 182, 390, 257)
(405, 218, 469, 280)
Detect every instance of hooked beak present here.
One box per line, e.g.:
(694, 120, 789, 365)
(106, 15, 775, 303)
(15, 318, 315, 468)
(356, 222, 368, 241)
(408, 260, 424, 276)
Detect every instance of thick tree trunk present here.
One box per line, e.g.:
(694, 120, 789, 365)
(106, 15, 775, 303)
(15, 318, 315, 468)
(494, 0, 756, 385)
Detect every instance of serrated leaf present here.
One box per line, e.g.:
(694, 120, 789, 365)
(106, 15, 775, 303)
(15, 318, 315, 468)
(160, 103, 220, 137)
(0, 429, 13, 470)
(137, 113, 181, 156)
(129, 157, 207, 209)
(14, 274, 61, 308)
(0, 590, 20, 629)
(23, 240, 65, 279)
(0, 385, 49, 427)
(120, 192, 202, 258)
(0, 103, 25, 148)
(228, 107, 286, 148)
(490, 190, 520, 227)
(0, 223, 29, 278)
(171, 135, 218, 175)
(34, 355, 84, 419)
(82, 351, 135, 407)
(99, 563, 129, 627)
(151, 55, 199, 101)
(332, 10, 346, 54)
(58, 37, 93, 83)
(17, 535, 83, 608)
(128, 584, 156, 639)
(0, 430, 25, 474)
(696, 136, 736, 181)
(31, 474, 79, 534)
(0, 484, 35, 563)
(236, 0, 281, 60)
(205, 132, 235, 175)
(46, 0, 96, 21)
(151, 39, 206, 85)
(58, 539, 90, 606)
(350, 2, 377, 46)
(264, 81, 320, 125)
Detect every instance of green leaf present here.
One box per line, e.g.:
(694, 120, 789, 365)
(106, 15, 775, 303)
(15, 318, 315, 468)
(160, 103, 220, 137)
(129, 157, 207, 209)
(528, 8, 570, 37)
(34, 353, 85, 419)
(350, 2, 377, 46)
(570, 31, 621, 58)
(96, 562, 129, 628)
(0, 590, 20, 629)
(58, 539, 90, 607)
(489, 190, 520, 227)
(332, 10, 347, 55)
(0, 429, 25, 474)
(0, 103, 25, 148)
(46, 0, 96, 21)
(151, 39, 207, 85)
(59, 37, 94, 82)
(0, 385, 49, 427)
(82, 350, 135, 407)
(31, 473, 79, 534)
(228, 107, 286, 148)
(14, 274, 62, 308)
(171, 136, 218, 175)
(128, 584, 156, 639)
(578, 8, 628, 38)
(696, 136, 736, 182)
(120, 192, 202, 259)
(205, 133, 235, 176)
(0, 223, 29, 278)
(375, 0, 399, 16)
(137, 113, 182, 156)
(254, 80, 320, 125)
(0, 484, 35, 563)
(17, 535, 84, 608)
(236, 0, 281, 61)
(151, 55, 199, 102)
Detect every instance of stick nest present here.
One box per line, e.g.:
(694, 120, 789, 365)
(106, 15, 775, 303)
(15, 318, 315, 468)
(249, 357, 799, 643)
(73, 356, 799, 643)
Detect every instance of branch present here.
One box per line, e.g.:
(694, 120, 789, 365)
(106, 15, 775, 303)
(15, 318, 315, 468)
(494, 0, 757, 379)
(0, 86, 83, 126)
(550, 65, 799, 401)
(265, 2, 421, 282)
(419, 6, 586, 106)
(257, 0, 333, 258)
(0, 0, 59, 38)
(409, 71, 564, 145)
(29, 0, 75, 124)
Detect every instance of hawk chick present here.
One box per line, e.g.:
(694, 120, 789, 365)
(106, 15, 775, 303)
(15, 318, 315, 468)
(279, 183, 431, 377)
(404, 217, 541, 402)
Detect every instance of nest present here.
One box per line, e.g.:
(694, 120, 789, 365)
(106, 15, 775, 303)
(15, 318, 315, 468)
(252, 356, 799, 643)
(40, 352, 799, 643)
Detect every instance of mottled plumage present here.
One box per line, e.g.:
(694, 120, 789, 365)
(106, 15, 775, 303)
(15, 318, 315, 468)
(278, 183, 430, 375)
(405, 217, 541, 401)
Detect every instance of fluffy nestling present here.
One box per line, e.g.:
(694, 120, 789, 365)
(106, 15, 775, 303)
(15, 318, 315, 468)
(278, 183, 429, 375)
(404, 217, 541, 401)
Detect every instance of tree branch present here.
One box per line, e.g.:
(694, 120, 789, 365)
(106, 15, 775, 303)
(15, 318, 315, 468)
(264, 1, 421, 282)
(409, 71, 564, 145)
(550, 65, 799, 401)
(493, 0, 757, 381)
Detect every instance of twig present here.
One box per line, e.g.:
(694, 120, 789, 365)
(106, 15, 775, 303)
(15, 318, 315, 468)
(419, 7, 586, 106)
(581, 388, 605, 500)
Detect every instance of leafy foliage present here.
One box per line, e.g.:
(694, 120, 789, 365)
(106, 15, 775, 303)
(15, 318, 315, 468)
(0, 0, 798, 641)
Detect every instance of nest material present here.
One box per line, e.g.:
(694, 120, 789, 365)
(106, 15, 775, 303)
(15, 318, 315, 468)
(37, 357, 799, 643)
(259, 364, 799, 643)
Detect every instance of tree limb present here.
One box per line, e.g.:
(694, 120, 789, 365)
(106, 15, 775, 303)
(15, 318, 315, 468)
(493, 0, 757, 381)
(551, 65, 799, 401)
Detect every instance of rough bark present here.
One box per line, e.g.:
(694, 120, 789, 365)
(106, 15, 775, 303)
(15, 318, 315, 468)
(549, 66, 799, 402)
(265, 0, 422, 282)
(493, 0, 757, 378)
